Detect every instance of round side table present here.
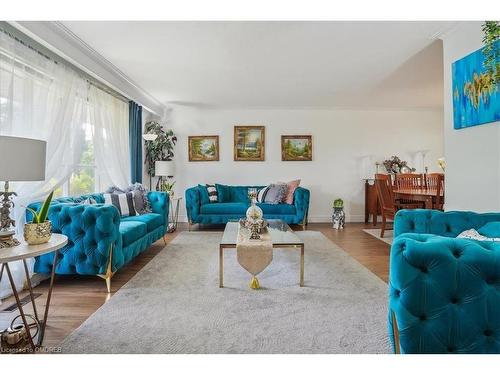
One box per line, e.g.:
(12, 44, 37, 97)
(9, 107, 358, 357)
(0, 233, 68, 352)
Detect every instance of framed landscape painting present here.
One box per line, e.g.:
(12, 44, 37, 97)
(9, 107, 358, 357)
(281, 135, 312, 161)
(234, 126, 265, 161)
(452, 40, 500, 129)
(188, 135, 219, 161)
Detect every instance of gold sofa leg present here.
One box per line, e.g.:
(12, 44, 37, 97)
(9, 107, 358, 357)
(300, 208, 309, 230)
(391, 310, 401, 354)
(98, 245, 115, 293)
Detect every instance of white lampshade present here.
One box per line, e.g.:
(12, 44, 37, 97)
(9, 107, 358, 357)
(142, 133, 158, 141)
(0, 136, 46, 181)
(155, 160, 174, 177)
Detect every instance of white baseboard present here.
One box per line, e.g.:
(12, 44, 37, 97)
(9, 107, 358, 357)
(177, 214, 366, 224)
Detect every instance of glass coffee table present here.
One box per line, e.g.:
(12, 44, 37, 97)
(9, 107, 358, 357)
(219, 219, 305, 288)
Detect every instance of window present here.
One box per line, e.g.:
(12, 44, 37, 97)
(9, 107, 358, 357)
(55, 120, 99, 198)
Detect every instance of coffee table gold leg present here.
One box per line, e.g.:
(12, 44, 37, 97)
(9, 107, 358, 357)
(300, 244, 304, 287)
(219, 245, 224, 288)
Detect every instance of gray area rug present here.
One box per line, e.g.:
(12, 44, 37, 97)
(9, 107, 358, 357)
(61, 231, 391, 353)
(362, 228, 393, 245)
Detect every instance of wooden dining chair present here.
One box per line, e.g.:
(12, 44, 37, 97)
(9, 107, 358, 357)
(375, 175, 421, 238)
(425, 173, 445, 210)
(394, 173, 426, 208)
(395, 173, 425, 189)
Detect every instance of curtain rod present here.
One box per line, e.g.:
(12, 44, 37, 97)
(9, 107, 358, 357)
(0, 23, 130, 104)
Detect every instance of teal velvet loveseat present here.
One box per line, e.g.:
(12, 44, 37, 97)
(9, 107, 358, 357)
(185, 185, 310, 230)
(389, 209, 500, 353)
(27, 192, 169, 292)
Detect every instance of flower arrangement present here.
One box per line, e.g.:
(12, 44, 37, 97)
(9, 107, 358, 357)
(382, 156, 415, 174)
(437, 157, 445, 172)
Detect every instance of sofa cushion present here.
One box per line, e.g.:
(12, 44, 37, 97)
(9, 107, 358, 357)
(120, 221, 147, 246)
(198, 184, 210, 205)
(257, 203, 296, 215)
(200, 202, 248, 215)
(122, 213, 164, 232)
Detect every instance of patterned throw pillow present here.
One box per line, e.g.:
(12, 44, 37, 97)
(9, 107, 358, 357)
(257, 184, 288, 204)
(457, 229, 500, 242)
(280, 179, 301, 204)
(103, 192, 137, 217)
(256, 186, 270, 203)
(82, 197, 97, 205)
(206, 184, 218, 203)
(106, 184, 151, 214)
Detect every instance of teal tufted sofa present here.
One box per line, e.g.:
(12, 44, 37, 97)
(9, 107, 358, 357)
(389, 209, 500, 353)
(185, 185, 310, 229)
(27, 192, 169, 292)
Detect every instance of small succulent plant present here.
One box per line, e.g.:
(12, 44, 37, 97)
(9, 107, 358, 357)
(333, 198, 344, 208)
(26, 191, 54, 224)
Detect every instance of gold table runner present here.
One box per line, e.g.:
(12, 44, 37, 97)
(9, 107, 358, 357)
(236, 223, 273, 289)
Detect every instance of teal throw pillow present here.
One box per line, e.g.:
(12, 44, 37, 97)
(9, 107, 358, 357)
(477, 221, 500, 238)
(198, 184, 210, 205)
(215, 184, 231, 203)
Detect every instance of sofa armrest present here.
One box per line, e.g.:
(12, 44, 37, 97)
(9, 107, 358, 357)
(185, 186, 201, 223)
(293, 187, 310, 223)
(147, 191, 169, 226)
(33, 203, 122, 275)
(389, 233, 500, 353)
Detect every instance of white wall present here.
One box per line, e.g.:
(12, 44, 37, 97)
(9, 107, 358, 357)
(442, 23, 500, 212)
(168, 105, 443, 222)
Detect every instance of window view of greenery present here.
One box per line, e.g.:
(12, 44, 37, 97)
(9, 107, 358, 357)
(70, 140, 95, 196)
(53, 122, 96, 198)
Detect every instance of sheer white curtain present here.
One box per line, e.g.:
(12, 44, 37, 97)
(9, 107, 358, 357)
(89, 85, 131, 190)
(0, 30, 87, 300)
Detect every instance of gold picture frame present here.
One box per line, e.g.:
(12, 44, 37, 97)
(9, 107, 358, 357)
(281, 135, 312, 161)
(188, 135, 220, 162)
(234, 126, 265, 161)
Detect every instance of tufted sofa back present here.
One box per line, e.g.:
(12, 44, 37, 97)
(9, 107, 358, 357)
(394, 209, 500, 238)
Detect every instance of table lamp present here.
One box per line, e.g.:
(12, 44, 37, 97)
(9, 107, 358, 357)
(154, 160, 174, 192)
(0, 136, 47, 248)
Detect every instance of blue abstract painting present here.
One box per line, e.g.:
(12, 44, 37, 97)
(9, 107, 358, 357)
(452, 40, 500, 129)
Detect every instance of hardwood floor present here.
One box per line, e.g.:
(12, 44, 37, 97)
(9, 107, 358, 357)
(0, 222, 390, 349)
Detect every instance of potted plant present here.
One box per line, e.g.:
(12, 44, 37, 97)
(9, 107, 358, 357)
(24, 191, 53, 245)
(161, 180, 176, 197)
(332, 198, 345, 230)
(144, 121, 177, 189)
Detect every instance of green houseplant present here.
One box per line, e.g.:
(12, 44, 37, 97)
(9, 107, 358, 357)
(333, 198, 344, 208)
(24, 191, 54, 245)
(144, 121, 177, 179)
(482, 21, 500, 86)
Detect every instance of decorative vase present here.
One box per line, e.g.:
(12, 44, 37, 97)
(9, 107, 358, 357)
(332, 207, 345, 230)
(24, 221, 52, 245)
(246, 199, 263, 224)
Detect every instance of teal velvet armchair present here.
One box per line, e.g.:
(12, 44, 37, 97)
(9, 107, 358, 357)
(389, 209, 500, 353)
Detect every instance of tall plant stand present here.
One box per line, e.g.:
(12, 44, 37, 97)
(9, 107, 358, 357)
(167, 196, 182, 233)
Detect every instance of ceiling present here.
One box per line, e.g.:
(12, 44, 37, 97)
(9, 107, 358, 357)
(61, 21, 453, 109)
